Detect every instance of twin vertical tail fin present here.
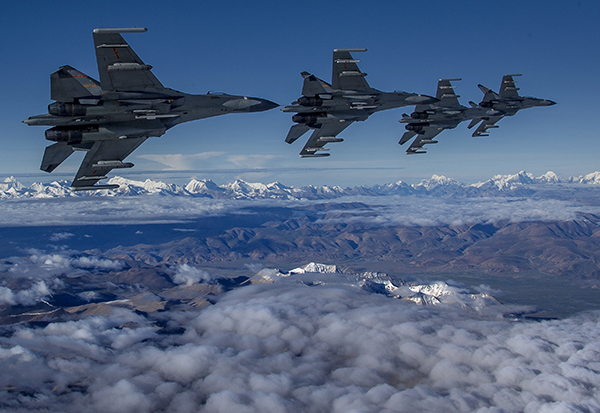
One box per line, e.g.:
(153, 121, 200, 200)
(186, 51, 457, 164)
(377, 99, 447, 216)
(301, 71, 333, 97)
(50, 65, 102, 103)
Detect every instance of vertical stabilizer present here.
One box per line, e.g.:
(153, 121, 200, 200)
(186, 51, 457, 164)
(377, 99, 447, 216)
(50, 65, 102, 103)
(301, 72, 333, 97)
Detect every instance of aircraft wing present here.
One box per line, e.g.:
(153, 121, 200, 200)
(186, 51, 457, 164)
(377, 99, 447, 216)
(71, 137, 147, 190)
(92, 28, 165, 93)
(471, 115, 504, 137)
(404, 127, 444, 154)
(435, 78, 462, 107)
(499, 74, 521, 99)
(298, 120, 352, 157)
(332, 49, 370, 91)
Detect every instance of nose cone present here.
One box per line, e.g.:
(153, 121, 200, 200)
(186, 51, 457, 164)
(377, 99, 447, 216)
(406, 94, 438, 104)
(542, 99, 556, 106)
(253, 98, 279, 112)
(223, 97, 278, 112)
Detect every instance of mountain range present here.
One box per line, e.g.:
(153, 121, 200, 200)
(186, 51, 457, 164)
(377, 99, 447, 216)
(2, 170, 600, 199)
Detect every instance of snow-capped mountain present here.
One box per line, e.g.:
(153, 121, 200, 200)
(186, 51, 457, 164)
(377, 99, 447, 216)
(1, 170, 600, 200)
(252, 262, 501, 312)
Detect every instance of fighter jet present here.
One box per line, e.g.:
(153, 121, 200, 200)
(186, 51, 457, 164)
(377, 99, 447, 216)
(469, 74, 556, 137)
(282, 49, 437, 157)
(399, 78, 491, 154)
(23, 28, 277, 190)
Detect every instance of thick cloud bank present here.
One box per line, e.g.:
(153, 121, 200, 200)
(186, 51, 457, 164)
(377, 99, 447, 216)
(0, 251, 124, 306)
(1, 190, 599, 229)
(1, 279, 599, 412)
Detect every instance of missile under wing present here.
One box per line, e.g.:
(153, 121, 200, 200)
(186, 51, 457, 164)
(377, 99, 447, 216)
(24, 28, 277, 190)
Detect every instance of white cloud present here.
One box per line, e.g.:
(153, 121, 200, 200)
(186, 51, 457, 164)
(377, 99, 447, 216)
(0, 193, 595, 229)
(137, 152, 226, 170)
(172, 264, 214, 286)
(0, 196, 242, 226)
(50, 232, 74, 242)
(226, 154, 283, 169)
(0, 280, 53, 306)
(0, 251, 124, 306)
(70, 256, 124, 270)
(0, 279, 599, 412)
(313, 195, 598, 227)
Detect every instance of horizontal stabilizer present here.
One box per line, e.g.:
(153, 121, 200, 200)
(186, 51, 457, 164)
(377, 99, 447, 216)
(285, 124, 310, 144)
(399, 131, 417, 145)
(41, 142, 75, 173)
(467, 118, 482, 129)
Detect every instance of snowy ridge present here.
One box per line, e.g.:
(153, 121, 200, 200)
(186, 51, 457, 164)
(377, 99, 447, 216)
(253, 262, 502, 312)
(1, 170, 600, 200)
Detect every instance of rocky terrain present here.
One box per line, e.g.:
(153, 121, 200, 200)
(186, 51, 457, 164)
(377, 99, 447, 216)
(2, 169, 600, 325)
(100, 204, 600, 279)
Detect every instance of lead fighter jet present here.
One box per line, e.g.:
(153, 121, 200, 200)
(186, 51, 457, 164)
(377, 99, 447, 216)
(23, 28, 277, 190)
(282, 49, 437, 157)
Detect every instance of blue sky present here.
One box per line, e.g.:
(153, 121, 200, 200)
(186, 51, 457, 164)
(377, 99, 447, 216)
(2, 0, 599, 186)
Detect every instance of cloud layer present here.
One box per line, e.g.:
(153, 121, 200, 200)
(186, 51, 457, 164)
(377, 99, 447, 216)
(0, 251, 124, 306)
(1, 276, 599, 412)
(1, 191, 598, 229)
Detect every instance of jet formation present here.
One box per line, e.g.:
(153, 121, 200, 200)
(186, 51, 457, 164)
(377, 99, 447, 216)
(398, 75, 556, 154)
(23, 28, 277, 190)
(24, 29, 555, 190)
(283, 49, 438, 157)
